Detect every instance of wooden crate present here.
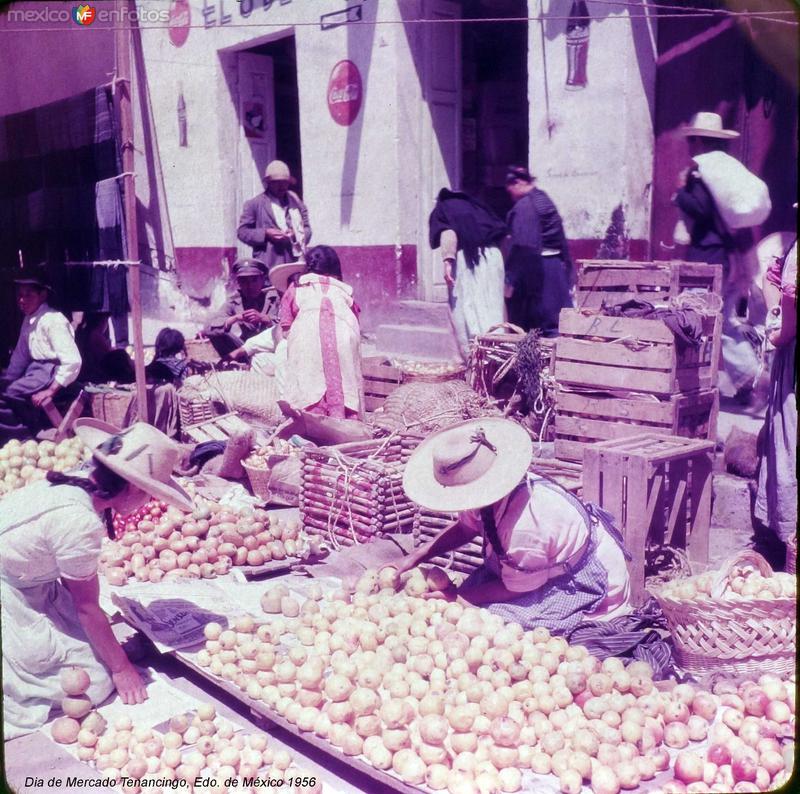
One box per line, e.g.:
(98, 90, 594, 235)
(361, 356, 403, 412)
(582, 434, 714, 607)
(555, 309, 721, 396)
(181, 412, 252, 444)
(575, 260, 722, 309)
(300, 435, 419, 546)
(554, 388, 719, 463)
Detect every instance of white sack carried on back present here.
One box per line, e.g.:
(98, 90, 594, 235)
(694, 150, 771, 229)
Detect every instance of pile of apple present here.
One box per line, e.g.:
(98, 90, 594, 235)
(191, 566, 794, 793)
(0, 436, 89, 496)
(658, 568, 796, 602)
(101, 499, 321, 586)
(51, 695, 319, 794)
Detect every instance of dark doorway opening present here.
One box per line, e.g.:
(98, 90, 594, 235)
(246, 35, 303, 194)
(461, 0, 529, 220)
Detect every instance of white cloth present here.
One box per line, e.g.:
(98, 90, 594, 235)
(694, 150, 771, 230)
(243, 327, 288, 393)
(450, 247, 505, 360)
(270, 198, 306, 250)
(461, 480, 631, 620)
(6, 303, 81, 388)
(1, 482, 114, 738)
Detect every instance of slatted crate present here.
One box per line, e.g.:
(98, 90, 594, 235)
(554, 388, 719, 463)
(582, 434, 714, 606)
(575, 260, 722, 309)
(555, 309, 721, 396)
(361, 356, 404, 413)
(300, 435, 420, 547)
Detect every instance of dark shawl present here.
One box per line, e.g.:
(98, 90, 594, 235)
(428, 189, 507, 270)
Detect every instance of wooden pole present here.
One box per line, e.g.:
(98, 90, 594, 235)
(115, 0, 148, 422)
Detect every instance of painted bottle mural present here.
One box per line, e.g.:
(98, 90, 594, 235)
(566, 0, 590, 90)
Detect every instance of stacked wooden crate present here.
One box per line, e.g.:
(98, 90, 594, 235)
(554, 306, 721, 463)
(361, 356, 404, 413)
(574, 260, 722, 309)
(300, 435, 420, 546)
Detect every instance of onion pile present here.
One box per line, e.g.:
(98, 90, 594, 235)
(192, 567, 795, 793)
(393, 359, 464, 378)
(101, 499, 319, 586)
(0, 437, 89, 497)
(659, 568, 795, 601)
(244, 439, 301, 469)
(52, 666, 105, 746)
(49, 703, 317, 794)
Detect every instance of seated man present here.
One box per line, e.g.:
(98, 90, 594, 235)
(0, 268, 82, 442)
(204, 258, 278, 357)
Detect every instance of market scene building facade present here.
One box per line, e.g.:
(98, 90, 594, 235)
(0, 0, 797, 792)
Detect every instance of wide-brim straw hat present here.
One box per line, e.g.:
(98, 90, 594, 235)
(73, 418, 194, 512)
(403, 417, 532, 512)
(683, 112, 739, 140)
(269, 261, 306, 293)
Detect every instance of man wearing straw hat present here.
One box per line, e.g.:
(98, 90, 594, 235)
(237, 160, 312, 270)
(0, 266, 82, 442)
(672, 111, 771, 402)
(385, 418, 631, 631)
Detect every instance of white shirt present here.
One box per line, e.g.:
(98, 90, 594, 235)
(461, 477, 631, 619)
(0, 482, 104, 585)
(6, 303, 82, 388)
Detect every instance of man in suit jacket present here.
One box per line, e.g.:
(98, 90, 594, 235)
(237, 160, 312, 270)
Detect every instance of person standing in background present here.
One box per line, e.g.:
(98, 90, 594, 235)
(504, 166, 573, 336)
(237, 160, 312, 270)
(754, 232, 796, 566)
(428, 188, 508, 360)
(672, 111, 771, 403)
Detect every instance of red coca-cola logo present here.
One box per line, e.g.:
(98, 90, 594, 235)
(327, 60, 362, 126)
(168, 0, 191, 48)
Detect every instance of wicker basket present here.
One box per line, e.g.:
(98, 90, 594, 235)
(787, 536, 797, 574)
(242, 460, 272, 501)
(653, 550, 796, 679)
(89, 387, 136, 428)
(185, 339, 220, 364)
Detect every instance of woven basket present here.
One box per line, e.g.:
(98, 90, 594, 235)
(242, 460, 272, 501)
(185, 339, 220, 364)
(90, 387, 136, 428)
(653, 550, 796, 679)
(787, 536, 797, 574)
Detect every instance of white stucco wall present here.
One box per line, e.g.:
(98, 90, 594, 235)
(528, 1, 657, 248)
(135, 0, 411, 255)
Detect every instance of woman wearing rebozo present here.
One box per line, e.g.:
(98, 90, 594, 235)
(1, 419, 193, 739)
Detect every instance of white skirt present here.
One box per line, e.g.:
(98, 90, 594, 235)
(450, 246, 505, 359)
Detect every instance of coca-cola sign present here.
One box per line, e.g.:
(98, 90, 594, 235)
(327, 60, 362, 126)
(168, 0, 191, 48)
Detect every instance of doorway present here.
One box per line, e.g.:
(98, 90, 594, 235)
(461, 0, 529, 220)
(235, 35, 302, 258)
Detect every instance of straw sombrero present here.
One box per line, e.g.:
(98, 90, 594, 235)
(269, 261, 306, 294)
(682, 112, 739, 140)
(403, 417, 532, 512)
(73, 418, 194, 512)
